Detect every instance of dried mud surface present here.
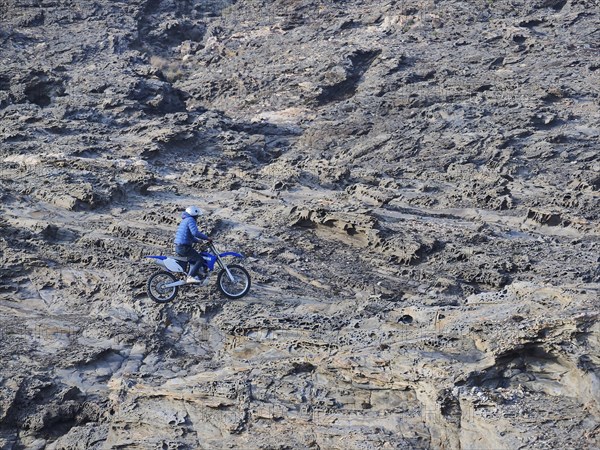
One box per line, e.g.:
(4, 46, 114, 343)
(0, 0, 599, 449)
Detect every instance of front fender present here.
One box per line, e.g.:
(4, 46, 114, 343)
(218, 251, 244, 259)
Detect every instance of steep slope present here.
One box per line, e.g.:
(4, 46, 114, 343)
(0, 0, 598, 448)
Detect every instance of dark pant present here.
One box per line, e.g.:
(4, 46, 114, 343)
(175, 244, 207, 277)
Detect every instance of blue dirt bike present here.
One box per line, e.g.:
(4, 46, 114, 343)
(145, 242, 251, 303)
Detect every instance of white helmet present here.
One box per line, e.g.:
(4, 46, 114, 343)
(185, 205, 202, 217)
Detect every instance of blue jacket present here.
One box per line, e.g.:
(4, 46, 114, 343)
(174, 212, 209, 245)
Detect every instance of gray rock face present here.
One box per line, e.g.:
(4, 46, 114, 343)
(0, 0, 599, 448)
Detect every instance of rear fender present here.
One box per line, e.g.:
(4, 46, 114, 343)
(145, 256, 185, 273)
(145, 256, 167, 268)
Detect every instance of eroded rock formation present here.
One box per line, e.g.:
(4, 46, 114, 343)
(0, 0, 598, 448)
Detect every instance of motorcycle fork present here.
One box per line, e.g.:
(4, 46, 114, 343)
(210, 243, 235, 282)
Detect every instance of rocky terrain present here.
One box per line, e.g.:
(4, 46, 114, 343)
(0, 0, 599, 448)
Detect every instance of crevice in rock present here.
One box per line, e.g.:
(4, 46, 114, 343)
(317, 49, 381, 105)
(23, 73, 65, 107)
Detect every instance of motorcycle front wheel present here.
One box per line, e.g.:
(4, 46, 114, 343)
(217, 264, 251, 299)
(147, 271, 178, 303)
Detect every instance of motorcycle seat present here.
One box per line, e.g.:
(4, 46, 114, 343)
(172, 255, 191, 262)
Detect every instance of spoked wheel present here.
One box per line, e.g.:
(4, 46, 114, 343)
(147, 271, 178, 303)
(217, 264, 251, 299)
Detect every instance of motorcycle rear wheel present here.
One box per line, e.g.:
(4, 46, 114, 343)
(147, 271, 178, 303)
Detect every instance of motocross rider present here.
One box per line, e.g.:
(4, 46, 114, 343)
(174, 206, 212, 283)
